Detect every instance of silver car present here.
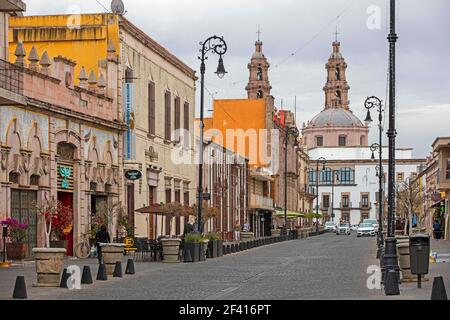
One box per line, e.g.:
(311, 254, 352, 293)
(336, 223, 351, 235)
(357, 223, 376, 237)
(324, 221, 336, 232)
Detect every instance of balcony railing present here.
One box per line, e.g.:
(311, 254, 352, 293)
(0, 58, 23, 97)
(339, 201, 352, 210)
(249, 194, 273, 210)
(359, 201, 372, 210)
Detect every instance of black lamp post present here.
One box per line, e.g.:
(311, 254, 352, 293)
(315, 157, 326, 233)
(370, 142, 384, 256)
(197, 36, 227, 234)
(331, 170, 339, 223)
(383, 0, 401, 295)
(283, 126, 300, 235)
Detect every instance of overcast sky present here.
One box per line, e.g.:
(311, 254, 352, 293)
(24, 0, 450, 158)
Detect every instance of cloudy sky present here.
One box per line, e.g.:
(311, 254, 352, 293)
(24, 0, 450, 158)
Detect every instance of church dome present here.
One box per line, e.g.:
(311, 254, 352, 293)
(309, 108, 364, 127)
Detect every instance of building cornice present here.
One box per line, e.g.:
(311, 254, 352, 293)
(119, 16, 196, 81)
(25, 97, 127, 132)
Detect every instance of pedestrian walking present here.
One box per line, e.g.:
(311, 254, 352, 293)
(433, 220, 442, 240)
(234, 220, 241, 242)
(243, 220, 250, 232)
(95, 225, 111, 264)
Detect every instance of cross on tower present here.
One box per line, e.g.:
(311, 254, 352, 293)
(257, 25, 262, 42)
(334, 26, 340, 42)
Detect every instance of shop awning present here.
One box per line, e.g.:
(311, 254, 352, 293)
(274, 210, 306, 218)
(135, 204, 164, 214)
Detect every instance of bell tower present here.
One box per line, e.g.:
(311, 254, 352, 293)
(323, 40, 350, 110)
(245, 28, 272, 99)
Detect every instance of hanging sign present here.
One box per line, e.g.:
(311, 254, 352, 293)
(125, 169, 142, 181)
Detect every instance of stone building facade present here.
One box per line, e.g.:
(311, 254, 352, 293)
(8, 13, 197, 240)
(0, 40, 123, 256)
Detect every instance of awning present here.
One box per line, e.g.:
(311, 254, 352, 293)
(274, 210, 306, 218)
(135, 204, 164, 214)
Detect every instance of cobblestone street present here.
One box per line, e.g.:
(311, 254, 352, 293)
(2, 233, 449, 300)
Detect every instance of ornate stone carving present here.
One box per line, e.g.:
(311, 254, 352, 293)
(1, 148, 10, 170)
(21, 150, 32, 173)
(42, 155, 50, 175)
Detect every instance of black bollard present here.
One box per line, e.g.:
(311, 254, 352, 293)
(12, 276, 27, 299)
(431, 276, 448, 300)
(96, 263, 108, 281)
(60, 268, 69, 288)
(113, 261, 123, 278)
(81, 266, 93, 284)
(125, 258, 135, 275)
(384, 269, 400, 295)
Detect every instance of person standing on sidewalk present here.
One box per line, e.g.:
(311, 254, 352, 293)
(95, 225, 111, 264)
(234, 220, 241, 242)
(433, 220, 442, 240)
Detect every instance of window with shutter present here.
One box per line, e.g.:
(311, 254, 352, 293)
(184, 102, 190, 147)
(174, 97, 180, 142)
(148, 82, 156, 135)
(165, 91, 171, 140)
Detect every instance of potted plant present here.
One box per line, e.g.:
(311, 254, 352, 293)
(33, 196, 67, 287)
(1, 217, 29, 260)
(160, 202, 188, 263)
(204, 232, 221, 259)
(49, 205, 73, 250)
(183, 232, 202, 263)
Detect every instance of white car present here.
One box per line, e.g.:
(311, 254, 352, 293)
(363, 219, 379, 232)
(324, 221, 336, 232)
(357, 223, 376, 237)
(336, 223, 351, 235)
(350, 224, 359, 231)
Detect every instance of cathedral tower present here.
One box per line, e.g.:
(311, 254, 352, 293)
(245, 36, 272, 99)
(323, 41, 350, 110)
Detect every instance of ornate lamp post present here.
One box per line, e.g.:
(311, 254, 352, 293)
(382, 0, 401, 295)
(315, 157, 327, 233)
(331, 170, 339, 223)
(197, 36, 227, 234)
(283, 126, 300, 235)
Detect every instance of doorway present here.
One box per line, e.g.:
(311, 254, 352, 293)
(57, 192, 74, 256)
(11, 190, 37, 257)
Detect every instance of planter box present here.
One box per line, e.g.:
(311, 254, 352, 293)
(99, 243, 125, 273)
(6, 243, 26, 260)
(32, 248, 66, 287)
(217, 240, 223, 257)
(207, 240, 218, 259)
(184, 242, 200, 262)
(271, 229, 281, 237)
(199, 242, 206, 261)
(160, 239, 181, 263)
(50, 240, 68, 250)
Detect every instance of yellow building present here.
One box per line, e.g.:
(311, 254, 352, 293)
(9, 13, 197, 239)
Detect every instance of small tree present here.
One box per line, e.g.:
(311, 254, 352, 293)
(396, 178, 423, 235)
(35, 196, 66, 248)
(190, 203, 220, 232)
(160, 202, 189, 237)
(95, 201, 126, 236)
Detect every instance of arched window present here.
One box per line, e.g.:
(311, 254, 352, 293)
(320, 168, 333, 185)
(57, 142, 76, 161)
(257, 67, 263, 81)
(315, 136, 323, 147)
(335, 90, 341, 99)
(125, 67, 134, 83)
(339, 168, 355, 185)
(9, 172, 19, 184)
(335, 68, 340, 80)
(30, 174, 40, 186)
(360, 135, 365, 146)
(257, 90, 263, 98)
(308, 168, 316, 184)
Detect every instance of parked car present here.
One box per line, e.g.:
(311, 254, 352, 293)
(324, 221, 336, 232)
(357, 223, 376, 237)
(336, 223, 351, 235)
(363, 218, 379, 232)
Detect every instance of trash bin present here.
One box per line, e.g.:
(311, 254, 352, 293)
(409, 234, 430, 288)
(409, 234, 430, 275)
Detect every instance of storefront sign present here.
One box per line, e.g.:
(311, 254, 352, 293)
(125, 170, 142, 181)
(124, 236, 137, 252)
(59, 166, 72, 190)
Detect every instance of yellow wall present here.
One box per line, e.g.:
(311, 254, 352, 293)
(8, 14, 120, 83)
(204, 99, 267, 167)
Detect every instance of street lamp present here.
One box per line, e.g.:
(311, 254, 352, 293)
(365, 96, 385, 259)
(315, 157, 326, 233)
(383, 0, 401, 295)
(283, 126, 300, 236)
(331, 170, 339, 223)
(197, 36, 227, 234)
